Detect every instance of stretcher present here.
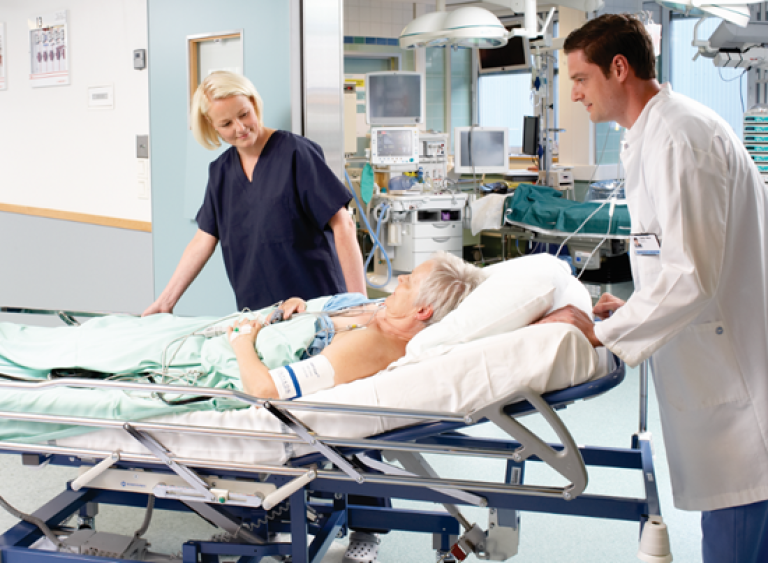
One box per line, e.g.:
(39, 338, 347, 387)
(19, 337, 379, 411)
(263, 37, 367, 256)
(0, 307, 660, 563)
(503, 184, 631, 238)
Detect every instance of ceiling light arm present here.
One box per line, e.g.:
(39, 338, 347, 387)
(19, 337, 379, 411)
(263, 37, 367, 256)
(692, 16, 719, 60)
(485, 0, 605, 38)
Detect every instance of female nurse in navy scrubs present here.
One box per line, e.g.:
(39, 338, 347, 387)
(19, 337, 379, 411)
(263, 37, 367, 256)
(143, 71, 365, 316)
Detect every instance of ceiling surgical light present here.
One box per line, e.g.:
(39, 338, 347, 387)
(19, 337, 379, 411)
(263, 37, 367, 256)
(398, 11, 450, 50)
(440, 7, 509, 48)
(398, 0, 605, 51)
(654, 0, 762, 27)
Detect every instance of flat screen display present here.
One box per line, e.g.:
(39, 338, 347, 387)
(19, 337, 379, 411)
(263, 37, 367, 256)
(522, 116, 539, 156)
(375, 129, 413, 157)
(458, 130, 506, 168)
(367, 72, 423, 125)
(478, 24, 531, 73)
(453, 127, 509, 175)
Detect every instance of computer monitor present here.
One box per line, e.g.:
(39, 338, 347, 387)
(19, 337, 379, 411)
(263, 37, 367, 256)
(370, 127, 420, 166)
(453, 127, 509, 175)
(478, 24, 532, 74)
(366, 71, 424, 126)
(522, 116, 539, 156)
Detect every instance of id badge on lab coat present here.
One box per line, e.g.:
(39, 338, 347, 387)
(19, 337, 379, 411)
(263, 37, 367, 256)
(631, 234, 660, 255)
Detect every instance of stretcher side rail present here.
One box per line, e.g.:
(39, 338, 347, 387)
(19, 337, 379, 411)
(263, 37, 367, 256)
(502, 219, 631, 241)
(0, 306, 132, 327)
(0, 365, 625, 505)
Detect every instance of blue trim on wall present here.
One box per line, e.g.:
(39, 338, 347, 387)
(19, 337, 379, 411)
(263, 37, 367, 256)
(344, 36, 400, 47)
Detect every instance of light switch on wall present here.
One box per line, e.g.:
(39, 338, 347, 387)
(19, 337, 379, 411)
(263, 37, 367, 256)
(136, 135, 149, 159)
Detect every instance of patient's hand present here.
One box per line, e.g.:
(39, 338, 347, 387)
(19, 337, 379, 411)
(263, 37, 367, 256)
(593, 293, 625, 320)
(280, 297, 307, 320)
(228, 318, 263, 350)
(534, 305, 602, 348)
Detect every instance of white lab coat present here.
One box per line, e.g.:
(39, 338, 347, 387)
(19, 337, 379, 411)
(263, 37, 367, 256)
(594, 85, 768, 512)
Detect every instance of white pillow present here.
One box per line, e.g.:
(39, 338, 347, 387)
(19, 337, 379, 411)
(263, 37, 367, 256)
(404, 254, 590, 360)
(484, 253, 592, 315)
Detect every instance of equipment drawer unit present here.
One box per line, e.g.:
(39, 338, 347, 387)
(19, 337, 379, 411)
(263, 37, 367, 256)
(390, 230, 463, 271)
(745, 144, 768, 153)
(411, 221, 463, 239)
(411, 236, 461, 253)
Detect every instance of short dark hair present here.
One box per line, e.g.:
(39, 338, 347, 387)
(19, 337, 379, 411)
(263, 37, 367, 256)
(564, 14, 656, 81)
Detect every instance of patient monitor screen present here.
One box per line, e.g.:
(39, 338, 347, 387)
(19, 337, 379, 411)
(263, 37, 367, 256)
(367, 73, 422, 125)
(458, 130, 506, 168)
(375, 129, 413, 157)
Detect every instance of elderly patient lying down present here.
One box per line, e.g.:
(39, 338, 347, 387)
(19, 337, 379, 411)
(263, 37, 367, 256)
(229, 252, 486, 399)
(0, 253, 486, 441)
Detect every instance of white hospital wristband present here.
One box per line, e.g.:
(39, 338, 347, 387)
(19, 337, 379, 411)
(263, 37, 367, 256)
(268, 355, 336, 400)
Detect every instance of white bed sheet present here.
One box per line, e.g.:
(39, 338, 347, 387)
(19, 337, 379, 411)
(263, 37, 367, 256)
(56, 324, 608, 466)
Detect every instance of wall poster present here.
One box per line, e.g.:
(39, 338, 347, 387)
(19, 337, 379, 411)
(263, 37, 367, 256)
(0, 22, 6, 91)
(29, 10, 69, 88)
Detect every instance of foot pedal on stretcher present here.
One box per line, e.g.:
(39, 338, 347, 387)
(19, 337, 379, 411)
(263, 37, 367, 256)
(343, 531, 380, 563)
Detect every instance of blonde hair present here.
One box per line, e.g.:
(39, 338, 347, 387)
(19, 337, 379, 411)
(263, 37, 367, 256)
(190, 71, 265, 150)
(415, 252, 487, 325)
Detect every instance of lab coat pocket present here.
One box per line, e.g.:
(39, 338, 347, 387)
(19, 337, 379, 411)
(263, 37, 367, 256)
(655, 321, 747, 411)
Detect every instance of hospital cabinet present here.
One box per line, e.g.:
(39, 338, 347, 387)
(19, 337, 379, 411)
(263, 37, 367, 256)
(370, 192, 467, 273)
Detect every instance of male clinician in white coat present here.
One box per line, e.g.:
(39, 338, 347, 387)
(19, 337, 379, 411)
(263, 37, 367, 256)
(537, 13, 768, 563)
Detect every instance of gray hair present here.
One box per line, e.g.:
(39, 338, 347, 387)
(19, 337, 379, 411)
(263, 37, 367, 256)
(414, 252, 487, 325)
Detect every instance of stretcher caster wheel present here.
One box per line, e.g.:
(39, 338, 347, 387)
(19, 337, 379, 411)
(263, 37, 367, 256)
(436, 550, 458, 562)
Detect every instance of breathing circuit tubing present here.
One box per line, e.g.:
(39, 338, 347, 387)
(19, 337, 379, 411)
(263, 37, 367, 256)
(344, 170, 393, 289)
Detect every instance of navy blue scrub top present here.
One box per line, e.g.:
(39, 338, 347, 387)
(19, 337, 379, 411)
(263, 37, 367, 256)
(196, 130, 352, 310)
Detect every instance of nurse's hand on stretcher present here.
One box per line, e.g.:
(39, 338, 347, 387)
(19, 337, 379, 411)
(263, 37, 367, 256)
(142, 299, 173, 317)
(276, 297, 307, 321)
(593, 293, 626, 319)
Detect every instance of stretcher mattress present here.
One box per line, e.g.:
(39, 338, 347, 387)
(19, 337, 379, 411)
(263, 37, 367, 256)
(55, 324, 607, 466)
(504, 184, 631, 236)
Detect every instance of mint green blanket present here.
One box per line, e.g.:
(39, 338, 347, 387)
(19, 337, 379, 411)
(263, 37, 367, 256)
(0, 297, 330, 442)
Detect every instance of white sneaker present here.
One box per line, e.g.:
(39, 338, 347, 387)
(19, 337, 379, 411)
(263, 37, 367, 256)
(342, 532, 380, 563)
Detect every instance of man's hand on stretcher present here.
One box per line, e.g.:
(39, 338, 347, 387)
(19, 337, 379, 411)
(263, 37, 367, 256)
(533, 293, 626, 348)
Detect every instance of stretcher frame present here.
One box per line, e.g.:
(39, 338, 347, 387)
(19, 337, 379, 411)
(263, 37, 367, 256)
(0, 309, 660, 563)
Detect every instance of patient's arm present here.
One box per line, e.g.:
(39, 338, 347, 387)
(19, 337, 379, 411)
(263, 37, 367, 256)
(228, 319, 279, 398)
(230, 318, 402, 398)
